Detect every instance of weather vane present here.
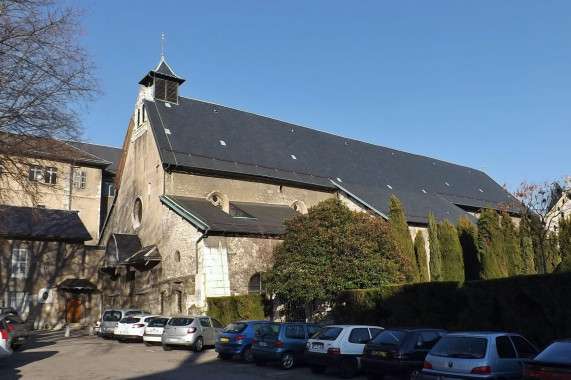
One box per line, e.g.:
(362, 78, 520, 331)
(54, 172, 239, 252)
(161, 33, 165, 57)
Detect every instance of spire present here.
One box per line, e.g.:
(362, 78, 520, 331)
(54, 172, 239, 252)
(138, 34, 186, 103)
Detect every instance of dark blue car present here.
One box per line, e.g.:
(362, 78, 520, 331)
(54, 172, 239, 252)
(215, 320, 265, 363)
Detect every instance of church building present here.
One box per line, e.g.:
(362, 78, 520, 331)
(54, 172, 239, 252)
(98, 55, 516, 316)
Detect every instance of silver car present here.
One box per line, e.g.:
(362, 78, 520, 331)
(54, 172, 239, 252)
(422, 332, 538, 380)
(162, 315, 225, 352)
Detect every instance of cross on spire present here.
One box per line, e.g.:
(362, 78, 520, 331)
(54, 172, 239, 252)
(161, 33, 165, 57)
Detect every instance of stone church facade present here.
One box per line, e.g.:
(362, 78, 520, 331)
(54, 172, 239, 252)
(98, 55, 517, 317)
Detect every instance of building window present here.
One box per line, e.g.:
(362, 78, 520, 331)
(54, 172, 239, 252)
(248, 272, 266, 294)
(73, 170, 87, 189)
(174, 290, 182, 314)
(44, 167, 57, 184)
(11, 249, 29, 279)
(132, 197, 143, 229)
(29, 165, 43, 182)
(8, 291, 26, 314)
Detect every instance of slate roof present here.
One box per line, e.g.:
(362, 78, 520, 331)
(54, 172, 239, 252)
(67, 141, 122, 174)
(143, 94, 515, 225)
(0, 205, 92, 242)
(160, 195, 299, 235)
(0, 132, 111, 168)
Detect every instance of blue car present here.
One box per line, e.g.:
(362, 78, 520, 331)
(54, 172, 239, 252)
(215, 320, 265, 363)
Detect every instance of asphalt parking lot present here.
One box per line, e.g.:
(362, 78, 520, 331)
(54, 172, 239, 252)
(0, 329, 372, 380)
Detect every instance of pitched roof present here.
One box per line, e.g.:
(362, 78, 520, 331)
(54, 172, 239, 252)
(67, 141, 122, 174)
(144, 95, 515, 224)
(0, 205, 92, 242)
(160, 195, 298, 235)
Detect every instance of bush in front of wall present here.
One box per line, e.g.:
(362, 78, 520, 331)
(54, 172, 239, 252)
(206, 293, 265, 325)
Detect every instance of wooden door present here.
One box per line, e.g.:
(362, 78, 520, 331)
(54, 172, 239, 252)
(66, 298, 82, 323)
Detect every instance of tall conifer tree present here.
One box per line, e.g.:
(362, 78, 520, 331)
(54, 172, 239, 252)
(428, 211, 442, 281)
(414, 231, 430, 282)
(477, 207, 506, 279)
(438, 220, 465, 281)
(501, 213, 522, 276)
(457, 216, 480, 280)
(388, 195, 419, 282)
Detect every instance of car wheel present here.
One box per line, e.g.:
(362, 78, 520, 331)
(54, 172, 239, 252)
(280, 351, 295, 370)
(339, 357, 359, 379)
(254, 357, 267, 366)
(219, 353, 233, 360)
(240, 346, 253, 363)
(162, 344, 172, 351)
(409, 368, 421, 380)
(311, 364, 327, 374)
(192, 337, 204, 352)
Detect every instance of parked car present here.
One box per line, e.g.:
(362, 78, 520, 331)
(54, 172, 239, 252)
(422, 332, 538, 380)
(143, 316, 170, 346)
(361, 328, 447, 380)
(523, 338, 571, 380)
(0, 307, 18, 316)
(97, 308, 149, 338)
(4, 314, 31, 350)
(251, 321, 322, 370)
(162, 315, 225, 352)
(114, 314, 159, 342)
(305, 324, 384, 378)
(215, 320, 265, 363)
(0, 316, 14, 361)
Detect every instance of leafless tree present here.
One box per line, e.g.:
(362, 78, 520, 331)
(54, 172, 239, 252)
(0, 0, 100, 203)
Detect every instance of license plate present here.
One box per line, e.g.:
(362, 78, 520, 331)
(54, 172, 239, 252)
(120, 330, 128, 335)
(258, 342, 268, 347)
(372, 350, 387, 357)
(312, 342, 324, 350)
(221, 337, 229, 342)
(168, 338, 180, 343)
(17, 337, 26, 341)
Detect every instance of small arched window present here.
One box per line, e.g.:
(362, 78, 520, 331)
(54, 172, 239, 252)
(248, 272, 266, 294)
(132, 197, 143, 230)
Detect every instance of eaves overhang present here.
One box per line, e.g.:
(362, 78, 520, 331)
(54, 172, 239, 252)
(159, 195, 210, 232)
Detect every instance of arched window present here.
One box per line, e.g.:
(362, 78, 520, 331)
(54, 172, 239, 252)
(132, 197, 143, 230)
(248, 272, 266, 294)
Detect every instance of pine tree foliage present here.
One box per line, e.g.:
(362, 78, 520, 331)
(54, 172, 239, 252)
(457, 216, 480, 281)
(438, 220, 465, 282)
(500, 213, 523, 276)
(264, 198, 413, 314)
(519, 220, 536, 275)
(388, 195, 419, 282)
(428, 211, 442, 281)
(556, 215, 571, 272)
(477, 207, 507, 279)
(414, 231, 430, 282)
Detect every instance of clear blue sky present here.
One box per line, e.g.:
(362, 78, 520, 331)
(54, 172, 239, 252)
(78, 0, 571, 191)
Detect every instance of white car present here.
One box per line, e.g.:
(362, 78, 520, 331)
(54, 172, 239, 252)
(143, 316, 170, 346)
(162, 315, 225, 352)
(304, 324, 384, 379)
(0, 316, 14, 360)
(114, 314, 159, 342)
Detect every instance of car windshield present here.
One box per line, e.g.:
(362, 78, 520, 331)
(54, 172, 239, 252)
(256, 323, 280, 337)
(313, 326, 343, 341)
(372, 330, 408, 345)
(169, 317, 194, 326)
(147, 318, 169, 327)
(430, 336, 487, 359)
(223, 322, 248, 333)
(119, 317, 141, 324)
(102, 311, 122, 322)
(534, 342, 571, 363)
